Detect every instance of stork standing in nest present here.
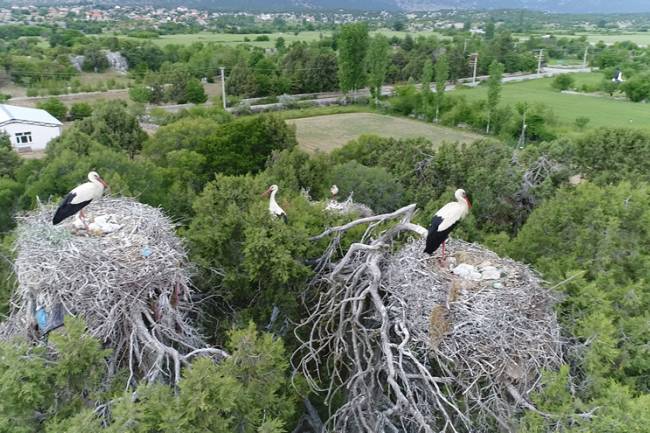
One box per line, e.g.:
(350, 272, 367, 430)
(263, 184, 288, 223)
(52, 171, 109, 226)
(424, 188, 472, 260)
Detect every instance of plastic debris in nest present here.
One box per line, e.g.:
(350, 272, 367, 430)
(295, 204, 566, 433)
(0, 197, 228, 385)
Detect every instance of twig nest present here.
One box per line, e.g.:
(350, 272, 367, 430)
(324, 194, 373, 217)
(297, 204, 565, 433)
(1, 197, 226, 384)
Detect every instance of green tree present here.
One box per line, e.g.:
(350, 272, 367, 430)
(330, 161, 405, 213)
(485, 60, 504, 134)
(81, 45, 109, 73)
(621, 72, 650, 102)
(551, 73, 575, 91)
(185, 78, 207, 104)
(434, 55, 449, 122)
(128, 84, 152, 103)
(76, 101, 147, 158)
(366, 34, 390, 103)
(68, 102, 93, 121)
(0, 132, 20, 178)
(420, 59, 434, 119)
(37, 97, 67, 121)
(337, 22, 369, 94)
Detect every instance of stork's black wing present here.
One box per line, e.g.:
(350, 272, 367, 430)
(52, 192, 92, 225)
(424, 215, 458, 255)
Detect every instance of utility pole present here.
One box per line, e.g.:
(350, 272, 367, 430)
(220, 66, 226, 110)
(536, 49, 544, 75)
(470, 52, 479, 85)
(583, 46, 589, 68)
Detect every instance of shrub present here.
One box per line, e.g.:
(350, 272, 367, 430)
(255, 35, 270, 41)
(551, 73, 575, 91)
(621, 73, 650, 102)
(36, 97, 67, 121)
(68, 102, 93, 121)
(575, 116, 590, 130)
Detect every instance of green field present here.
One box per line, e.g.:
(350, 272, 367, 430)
(515, 32, 650, 46)
(453, 73, 650, 131)
(287, 112, 482, 153)
(143, 29, 446, 48)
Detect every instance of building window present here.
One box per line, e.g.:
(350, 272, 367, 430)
(15, 132, 33, 145)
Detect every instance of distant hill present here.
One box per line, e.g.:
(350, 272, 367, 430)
(123, 0, 650, 12)
(6, 0, 650, 13)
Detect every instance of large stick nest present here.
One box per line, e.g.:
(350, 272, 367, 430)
(294, 205, 565, 433)
(0, 197, 227, 385)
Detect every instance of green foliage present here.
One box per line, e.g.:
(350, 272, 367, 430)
(0, 317, 110, 433)
(551, 73, 575, 91)
(76, 101, 147, 158)
(509, 182, 650, 391)
(81, 44, 109, 72)
(36, 97, 67, 121)
(187, 174, 322, 332)
(573, 128, 650, 184)
(185, 78, 208, 103)
(330, 161, 405, 213)
(0, 132, 21, 179)
(621, 72, 650, 102)
(575, 116, 590, 130)
(434, 55, 449, 121)
(0, 317, 296, 433)
(128, 84, 151, 103)
(337, 22, 369, 93)
(486, 60, 504, 134)
(366, 34, 390, 102)
(68, 102, 93, 121)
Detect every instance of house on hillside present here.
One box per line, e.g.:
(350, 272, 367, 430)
(0, 104, 62, 152)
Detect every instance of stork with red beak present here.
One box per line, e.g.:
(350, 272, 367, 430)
(424, 188, 472, 260)
(52, 171, 109, 226)
(262, 184, 288, 223)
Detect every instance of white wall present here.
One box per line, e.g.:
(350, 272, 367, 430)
(1, 121, 61, 151)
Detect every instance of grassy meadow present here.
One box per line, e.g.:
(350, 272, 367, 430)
(141, 29, 446, 48)
(453, 72, 650, 131)
(287, 112, 482, 153)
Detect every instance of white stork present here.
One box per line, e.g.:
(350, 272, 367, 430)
(330, 184, 339, 198)
(262, 184, 287, 223)
(424, 189, 472, 259)
(52, 171, 109, 225)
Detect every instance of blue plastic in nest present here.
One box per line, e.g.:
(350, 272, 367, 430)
(36, 307, 48, 332)
(141, 246, 152, 258)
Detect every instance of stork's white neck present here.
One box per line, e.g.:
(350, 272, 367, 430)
(90, 177, 105, 192)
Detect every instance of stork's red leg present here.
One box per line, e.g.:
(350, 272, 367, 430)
(441, 240, 446, 260)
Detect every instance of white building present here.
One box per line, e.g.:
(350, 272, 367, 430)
(0, 104, 63, 152)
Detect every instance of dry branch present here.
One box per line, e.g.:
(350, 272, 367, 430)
(0, 197, 227, 385)
(294, 205, 565, 432)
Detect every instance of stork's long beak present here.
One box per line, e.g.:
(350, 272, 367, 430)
(465, 197, 472, 209)
(261, 187, 272, 197)
(99, 177, 109, 189)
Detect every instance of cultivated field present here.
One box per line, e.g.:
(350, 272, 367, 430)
(287, 112, 483, 153)
(146, 29, 446, 48)
(453, 72, 650, 131)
